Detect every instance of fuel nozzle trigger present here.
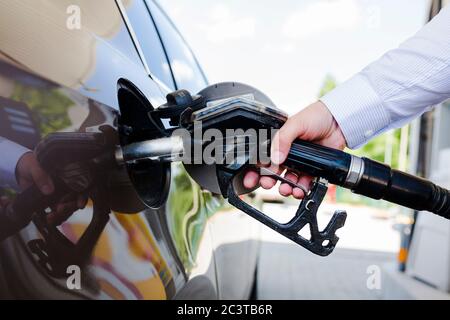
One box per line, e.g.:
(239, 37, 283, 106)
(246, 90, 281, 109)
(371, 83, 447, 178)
(216, 165, 347, 256)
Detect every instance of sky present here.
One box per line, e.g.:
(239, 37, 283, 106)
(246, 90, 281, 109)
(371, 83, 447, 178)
(159, 0, 431, 115)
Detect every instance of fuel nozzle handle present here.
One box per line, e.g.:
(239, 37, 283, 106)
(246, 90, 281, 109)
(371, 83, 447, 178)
(284, 139, 450, 219)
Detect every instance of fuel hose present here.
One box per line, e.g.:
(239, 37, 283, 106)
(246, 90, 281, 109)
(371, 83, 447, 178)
(284, 139, 450, 219)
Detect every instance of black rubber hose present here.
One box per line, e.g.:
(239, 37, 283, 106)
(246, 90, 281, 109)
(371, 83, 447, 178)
(353, 158, 450, 219)
(284, 139, 450, 219)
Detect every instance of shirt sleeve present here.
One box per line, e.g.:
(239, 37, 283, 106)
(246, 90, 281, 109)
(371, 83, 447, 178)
(320, 6, 450, 149)
(0, 137, 30, 190)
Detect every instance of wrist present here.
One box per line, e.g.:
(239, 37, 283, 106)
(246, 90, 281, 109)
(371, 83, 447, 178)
(331, 117, 348, 150)
(320, 74, 389, 149)
(315, 101, 348, 150)
(0, 138, 30, 190)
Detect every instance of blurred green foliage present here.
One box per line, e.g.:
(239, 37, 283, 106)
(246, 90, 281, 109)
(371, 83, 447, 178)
(318, 74, 337, 98)
(11, 84, 73, 136)
(351, 129, 402, 169)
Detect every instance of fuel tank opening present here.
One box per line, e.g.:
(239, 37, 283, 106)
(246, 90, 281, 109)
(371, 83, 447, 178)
(117, 79, 170, 209)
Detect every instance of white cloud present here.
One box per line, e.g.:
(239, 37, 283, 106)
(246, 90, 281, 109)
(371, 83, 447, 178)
(201, 3, 256, 44)
(262, 42, 297, 54)
(282, 0, 362, 40)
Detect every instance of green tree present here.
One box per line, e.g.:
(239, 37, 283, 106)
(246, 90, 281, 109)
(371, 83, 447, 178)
(318, 74, 337, 98)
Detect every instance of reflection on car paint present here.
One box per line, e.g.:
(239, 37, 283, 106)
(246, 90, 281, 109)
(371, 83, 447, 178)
(0, 58, 179, 299)
(60, 210, 170, 299)
(0, 0, 258, 300)
(11, 84, 75, 136)
(166, 164, 223, 273)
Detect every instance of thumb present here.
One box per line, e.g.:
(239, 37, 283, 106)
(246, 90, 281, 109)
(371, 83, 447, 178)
(271, 116, 304, 165)
(30, 162, 54, 195)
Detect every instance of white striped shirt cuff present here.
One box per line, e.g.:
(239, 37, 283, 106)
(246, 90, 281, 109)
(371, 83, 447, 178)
(0, 138, 30, 190)
(320, 74, 391, 149)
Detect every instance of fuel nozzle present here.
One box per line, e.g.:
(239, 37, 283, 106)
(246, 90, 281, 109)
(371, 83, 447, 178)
(119, 81, 450, 256)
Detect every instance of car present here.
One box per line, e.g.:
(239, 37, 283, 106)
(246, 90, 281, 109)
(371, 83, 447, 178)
(0, 0, 260, 300)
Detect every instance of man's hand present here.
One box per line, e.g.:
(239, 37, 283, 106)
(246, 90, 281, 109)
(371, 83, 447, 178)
(15, 152, 87, 225)
(243, 101, 347, 199)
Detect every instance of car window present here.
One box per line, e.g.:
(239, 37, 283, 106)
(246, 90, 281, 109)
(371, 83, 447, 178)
(146, 0, 208, 93)
(123, 0, 175, 91)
